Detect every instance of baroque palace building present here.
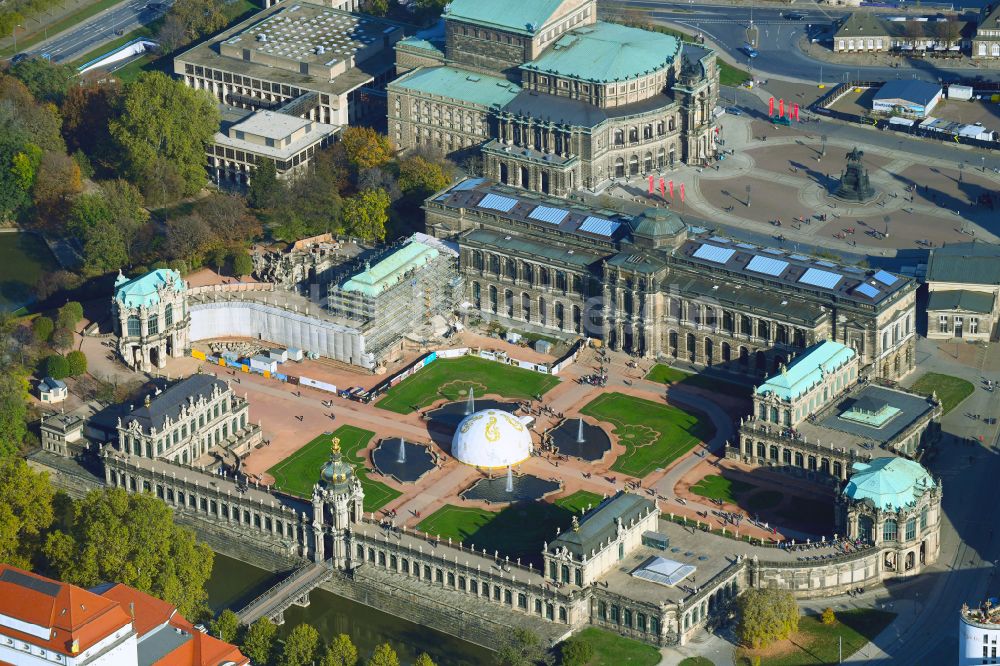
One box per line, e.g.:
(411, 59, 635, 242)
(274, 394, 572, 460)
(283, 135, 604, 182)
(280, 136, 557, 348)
(426, 178, 917, 380)
(387, 0, 719, 195)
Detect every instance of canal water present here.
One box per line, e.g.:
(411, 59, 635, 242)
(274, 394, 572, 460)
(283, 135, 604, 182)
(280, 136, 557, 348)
(205, 553, 494, 666)
(0, 232, 60, 312)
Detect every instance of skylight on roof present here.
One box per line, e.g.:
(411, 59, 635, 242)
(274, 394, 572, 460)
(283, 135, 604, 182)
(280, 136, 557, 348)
(478, 193, 517, 212)
(873, 270, 899, 286)
(799, 267, 843, 290)
(790, 254, 811, 261)
(579, 216, 620, 237)
(528, 205, 569, 225)
(746, 255, 789, 277)
(855, 282, 881, 299)
(762, 247, 785, 255)
(708, 236, 730, 244)
(815, 260, 837, 268)
(736, 242, 755, 249)
(693, 244, 736, 264)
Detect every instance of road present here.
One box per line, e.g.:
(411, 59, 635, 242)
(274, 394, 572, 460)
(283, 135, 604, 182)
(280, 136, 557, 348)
(614, 0, 1000, 84)
(25, 0, 172, 65)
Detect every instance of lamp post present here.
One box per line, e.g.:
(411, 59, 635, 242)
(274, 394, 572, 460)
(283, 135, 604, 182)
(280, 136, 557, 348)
(745, 184, 752, 208)
(13, 23, 23, 51)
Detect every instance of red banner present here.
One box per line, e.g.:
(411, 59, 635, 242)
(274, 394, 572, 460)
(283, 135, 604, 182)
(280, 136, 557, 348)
(779, 99, 785, 118)
(659, 177, 666, 199)
(669, 180, 674, 198)
(648, 175, 654, 195)
(680, 183, 686, 202)
(793, 103, 799, 121)
(769, 97, 774, 116)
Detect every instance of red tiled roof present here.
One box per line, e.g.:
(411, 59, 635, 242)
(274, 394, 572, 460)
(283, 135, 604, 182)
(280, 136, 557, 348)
(98, 585, 176, 637)
(0, 565, 132, 657)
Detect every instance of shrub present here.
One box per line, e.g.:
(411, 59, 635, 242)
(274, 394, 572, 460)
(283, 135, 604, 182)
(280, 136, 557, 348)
(57, 301, 84, 330)
(44, 354, 70, 380)
(66, 351, 88, 377)
(559, 636, 595, 666)
(50, 327, 74, 351)
(231, 251, 253, 277)
(821, 607, 836, 625)
(32, 316, 54, 343)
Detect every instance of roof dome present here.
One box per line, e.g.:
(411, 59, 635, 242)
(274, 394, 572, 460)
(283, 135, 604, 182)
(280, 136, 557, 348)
(632, 209, 685, 238)
(320, 436, 355, 489)
(843, 457, 934, 512)
(452, 409, 532, 468)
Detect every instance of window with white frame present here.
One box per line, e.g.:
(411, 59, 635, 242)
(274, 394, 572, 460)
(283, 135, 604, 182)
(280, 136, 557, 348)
(939, 315, 949, 333)
(971, 317, 980, 334)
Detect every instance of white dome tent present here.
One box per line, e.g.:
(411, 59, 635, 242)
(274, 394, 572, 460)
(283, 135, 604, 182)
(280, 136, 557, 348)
(452, 409, 533, 468)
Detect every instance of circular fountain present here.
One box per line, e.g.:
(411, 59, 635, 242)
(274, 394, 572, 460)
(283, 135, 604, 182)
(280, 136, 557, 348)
(424, 387, 519, 430)
(371, 437, 436, 483)
(461, 467, 561, 503)
(547, 417, 612, 461)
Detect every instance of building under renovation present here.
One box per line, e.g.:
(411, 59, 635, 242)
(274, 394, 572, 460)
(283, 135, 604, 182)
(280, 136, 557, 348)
(327, 233, 461, 361)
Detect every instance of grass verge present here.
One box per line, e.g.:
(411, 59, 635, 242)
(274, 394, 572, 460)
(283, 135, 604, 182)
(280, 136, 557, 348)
(735, 609, 896, 665)
(644, 364, 750, 399)
(908, 371, 974, 415)
(571, 627, 662, 666)
(2, 0, 126, 57)
(581, 391, 713, 477)
(267, 425, 400, 512)
(689, 474, 753, 503)
(376, 355, 559, 414)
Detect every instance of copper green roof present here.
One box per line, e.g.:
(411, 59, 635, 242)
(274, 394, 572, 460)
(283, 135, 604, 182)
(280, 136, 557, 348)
(444, 0, 566, 36)
(843, 457, 934, 512)
(756, 340, 856, 402)
(521, 22, 681, 83)
(926, 242, 1000, 285)
(341, 241, 439, 298)
(926, 289, 995, 314)
(114, 269, 185, 309)
(388, 66, 521, 108)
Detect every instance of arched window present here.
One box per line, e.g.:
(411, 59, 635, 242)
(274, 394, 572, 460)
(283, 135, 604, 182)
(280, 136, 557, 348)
(127, 316, 141, 337)
(147, 315, 159, 335)
(883, 518, 898, 542)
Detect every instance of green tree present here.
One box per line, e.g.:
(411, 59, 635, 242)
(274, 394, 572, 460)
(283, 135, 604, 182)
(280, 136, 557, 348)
(361, 0, 389, 15)
(68, 193, 129, 275)
(209, 609, 240, 644)
(10, 57, 76, 105)
(50, 327, 74, 351)
(0, 369, 29, 456)
(231, 251, 253, 277)
(558, 636, 593, 666)
(279, 623, 320, 666)
(821, 607, 836, 625)
(367, 643, 399, 666)
(0, 457, 54, 569)
(342, 188, 390, 242)
(32, 316, 54, 344)
(398, 155, 452, 196)
(247, 158, 283, 211)
(109, 72, 219, 200)
(320, 634, 358, 666)
(242, 617, 277, 666)
(43, 354, 70, 380)
(165, 214, 217, 267)
(169, 0, 226, 42)
(32, 151, 82, 224)
(413, 653, 436, 666)
(340, 127, 393, 169)
(43, 487, 215, 617)
(66, 350, 87, 376)
(412, 0, 448, 17)
(100, 179, 150, 263)
(737, 588, 799, 649)
(198, 193, 259, 244)
(57, 302, 84, 331)
(62, 83, 122, 172)
(495, 628, 545, 666)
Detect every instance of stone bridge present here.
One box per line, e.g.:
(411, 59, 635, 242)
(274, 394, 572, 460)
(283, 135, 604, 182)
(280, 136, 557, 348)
(236, 561, 333, 625)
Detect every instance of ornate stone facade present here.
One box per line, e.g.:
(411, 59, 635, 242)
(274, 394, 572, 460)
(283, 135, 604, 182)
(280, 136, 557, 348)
(113, 269, 190, 372)
(387, 0, 719, 196)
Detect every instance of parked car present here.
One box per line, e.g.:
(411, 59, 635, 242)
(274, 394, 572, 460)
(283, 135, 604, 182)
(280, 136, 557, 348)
(726, 106, 743, 116)
(743, 45, 759, 58)
(783, 12, 805, 20)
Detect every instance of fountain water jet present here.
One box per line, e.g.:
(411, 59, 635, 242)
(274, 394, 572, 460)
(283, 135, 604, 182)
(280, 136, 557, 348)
(577, 418, 585, 443)
(397, 437, 406, 464)
(465, 388, 475, 416)
(505, 467, 514, 493)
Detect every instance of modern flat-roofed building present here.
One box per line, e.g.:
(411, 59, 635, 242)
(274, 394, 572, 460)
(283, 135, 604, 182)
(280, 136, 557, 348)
(209, 107, 339, 185)
(872, 80, 943, 118)
(175, 1, 404, 127)
(387, 0, 719, 196)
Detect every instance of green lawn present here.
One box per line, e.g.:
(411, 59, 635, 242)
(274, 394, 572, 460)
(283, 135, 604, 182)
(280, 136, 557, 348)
(554, 490, 604, 514)
(570, 628, 661, 666)
(909, 371, 974, 415)
(736, 609, 896, 665)
(376, 356, 559, 414)
(689, 474, 753, 503)
(645, 364, 750, 399)
(719, 61, 750, 87)
(745, 490, 784, 513)
(678, 659, 715, 666)
(267, 425, 400, 512)
(580, 392, 713, 477)
(416, 501, 576, 563)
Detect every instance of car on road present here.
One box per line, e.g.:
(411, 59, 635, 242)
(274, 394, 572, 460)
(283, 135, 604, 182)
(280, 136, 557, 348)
(726, 106, 743, 116)
(742, 45, 759, 58)
(11, 53, 29, 65)
(782, 12, 805, 20)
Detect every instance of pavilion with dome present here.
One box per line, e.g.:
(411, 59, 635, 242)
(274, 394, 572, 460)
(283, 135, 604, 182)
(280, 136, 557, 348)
(452, 408, 534, 469)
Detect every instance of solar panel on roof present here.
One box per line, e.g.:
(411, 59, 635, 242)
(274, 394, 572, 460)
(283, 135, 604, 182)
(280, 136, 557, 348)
(528, 205, 569, 225)
(799, 267, 843, 290)
(708, 236, 730, 244)
(855, 283, 880, 299)
(873, 270, 899, 286)
(762, 247, 785, 255)
(746, 255, 789, 277)
(815, 260, 837, 268)
(693, 244, 736, 264)
(478, 193, 518, 212)
(0, 569, 61, 596)
(452, 178, 485, 191)
(579, 216, 620, 236)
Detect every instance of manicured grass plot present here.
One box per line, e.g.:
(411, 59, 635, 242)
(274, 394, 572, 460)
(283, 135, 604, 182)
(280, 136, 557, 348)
(689, 474, 754, 503)
(570, 627, 662, 666)
(909, 372, 974, 415)
(736, 609, 896, 665)
(581, 392, 713, 477)
(267, 425, 401, 512)
(554, 490, 604, 515)
(416, 501, 576, 563)
(645, 364, 750, 399)
(376, 356, 559, 414)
